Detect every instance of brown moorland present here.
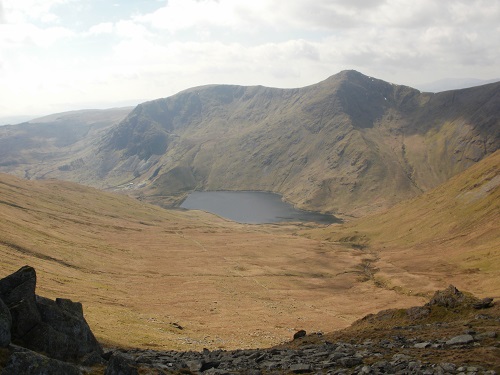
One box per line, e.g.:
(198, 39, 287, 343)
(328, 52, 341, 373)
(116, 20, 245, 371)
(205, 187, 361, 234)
(304, 150, 500, 299)
(0, 150, 498, 353)
(0, 173, 423, 351)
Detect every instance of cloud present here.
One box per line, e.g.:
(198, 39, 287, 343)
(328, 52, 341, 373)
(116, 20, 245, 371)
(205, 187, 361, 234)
(1, 0, 500, 116)
(0, 1, 5, 23)
(88, 22, 113, 35)
(2, 0, 68, 24)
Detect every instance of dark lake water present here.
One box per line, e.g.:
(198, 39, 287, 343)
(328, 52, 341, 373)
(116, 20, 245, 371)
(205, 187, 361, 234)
(180, 191, 340, 224)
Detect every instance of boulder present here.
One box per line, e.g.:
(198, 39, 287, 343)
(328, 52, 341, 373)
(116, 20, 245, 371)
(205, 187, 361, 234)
(0, 266, 103, 362)
(28, 295, 103, 361)
(0, 350, 82, 375)
(0, 266, 41, 339)
(105, 353, 139, 375)
(445, 334, 475, 346)
(0, 298, 11, 347)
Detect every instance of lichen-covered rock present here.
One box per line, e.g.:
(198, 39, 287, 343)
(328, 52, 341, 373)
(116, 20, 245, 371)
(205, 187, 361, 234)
(0, 350, 82, 375)
(0, 298, 11, 347)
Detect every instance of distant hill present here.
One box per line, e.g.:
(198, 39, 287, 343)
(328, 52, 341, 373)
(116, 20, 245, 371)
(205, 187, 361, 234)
(0, 115, 38, 126)
(416, 77, 500, 93)
(0, 107, 132, 179)
(0, 71, 498, 217)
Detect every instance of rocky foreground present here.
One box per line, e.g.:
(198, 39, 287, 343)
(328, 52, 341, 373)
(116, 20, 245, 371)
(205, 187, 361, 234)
(0, 266, 499, 374)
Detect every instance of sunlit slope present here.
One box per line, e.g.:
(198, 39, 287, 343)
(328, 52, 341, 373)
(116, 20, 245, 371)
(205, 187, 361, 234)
(0, 173, 423, 350)
(305, 150, 500, 296)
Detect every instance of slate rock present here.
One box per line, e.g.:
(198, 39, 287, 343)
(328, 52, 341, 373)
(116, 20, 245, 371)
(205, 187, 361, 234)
(445, 334, 475, 345)
(0, 297, 11, 347)
(338, 356, 363, 368)
(0, 266, 102, 362)
(0, 350, 82, 375)
(0, 266, 41, 339)
(105, 353, 139, 375)
(290, 363, 313, 373)
(414, 342, 431, 348)
(80, 350, 108, 366)
(29, 295, 103, 360)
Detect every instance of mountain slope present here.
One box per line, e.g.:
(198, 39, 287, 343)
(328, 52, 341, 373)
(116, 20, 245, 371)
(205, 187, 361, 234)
(304, 150, 500, 296)
(0, 107, 132, 179)
(1, 71, 498, 216)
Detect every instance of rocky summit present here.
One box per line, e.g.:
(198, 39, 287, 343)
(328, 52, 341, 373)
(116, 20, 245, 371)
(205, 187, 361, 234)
(1, 267, 499, 374)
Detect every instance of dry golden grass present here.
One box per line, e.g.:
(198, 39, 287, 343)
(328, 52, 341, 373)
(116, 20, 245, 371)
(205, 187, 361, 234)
(1, 151, 497, 352)
(0, 174, 423, 351)
(304, 150, 500, 300)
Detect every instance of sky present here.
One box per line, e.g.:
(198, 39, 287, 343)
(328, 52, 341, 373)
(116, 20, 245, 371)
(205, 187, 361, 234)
(1, 0, 499, 118)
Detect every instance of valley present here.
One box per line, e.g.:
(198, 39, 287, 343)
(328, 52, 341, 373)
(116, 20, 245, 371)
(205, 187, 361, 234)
(0, 150, 498, 353)
(0, 173, 423, 351)
(0, 71, 499, 372)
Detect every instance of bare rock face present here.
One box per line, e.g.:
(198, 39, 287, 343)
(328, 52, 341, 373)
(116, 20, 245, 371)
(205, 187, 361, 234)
(0, 265, 41, 340)
(0, 298, 11, 347)
(0, 266, 103, 362)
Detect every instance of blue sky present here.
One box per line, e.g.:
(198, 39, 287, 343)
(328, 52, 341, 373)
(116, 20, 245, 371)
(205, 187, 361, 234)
(1, 0, 499, 117)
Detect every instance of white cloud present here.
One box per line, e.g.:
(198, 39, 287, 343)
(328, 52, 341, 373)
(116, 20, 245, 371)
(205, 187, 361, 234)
(88, 22, 113, 35)
(2, 0, 68, 24)
(1, 0, 499, 116)
(0, 23, 73, 48)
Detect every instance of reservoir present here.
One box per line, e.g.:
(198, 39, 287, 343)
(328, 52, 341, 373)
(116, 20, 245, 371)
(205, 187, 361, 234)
(180, 191, 340, 224)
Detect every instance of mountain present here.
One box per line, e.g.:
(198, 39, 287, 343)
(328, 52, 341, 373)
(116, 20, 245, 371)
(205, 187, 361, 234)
(0, 71, 498, 217)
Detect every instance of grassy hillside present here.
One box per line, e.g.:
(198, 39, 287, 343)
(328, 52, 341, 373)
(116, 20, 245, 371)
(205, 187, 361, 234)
(304, 150, 500, 297)
(0, 173, 424, 351)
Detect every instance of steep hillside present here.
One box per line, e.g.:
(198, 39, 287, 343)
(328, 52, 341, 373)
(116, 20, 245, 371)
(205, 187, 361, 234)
(0, 71, 498, 216)
(304, 150, 500, 297)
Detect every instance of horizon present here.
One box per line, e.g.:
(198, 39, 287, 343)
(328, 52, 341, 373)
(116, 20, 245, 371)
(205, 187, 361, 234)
(1, 70, 499, 125)
(1, 0, 500, 118)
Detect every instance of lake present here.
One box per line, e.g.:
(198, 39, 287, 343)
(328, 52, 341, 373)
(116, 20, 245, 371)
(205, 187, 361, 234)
(180, 191, 340, 224)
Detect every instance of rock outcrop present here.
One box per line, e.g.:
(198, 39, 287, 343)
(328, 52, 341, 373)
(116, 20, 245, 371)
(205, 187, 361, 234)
(0, 266, 104, 373)
(0, 298, 11, 348)
(1, 349, 82, 375)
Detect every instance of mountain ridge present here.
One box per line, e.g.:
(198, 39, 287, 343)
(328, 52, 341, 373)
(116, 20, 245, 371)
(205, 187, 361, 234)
(0, 70, 498, 217)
